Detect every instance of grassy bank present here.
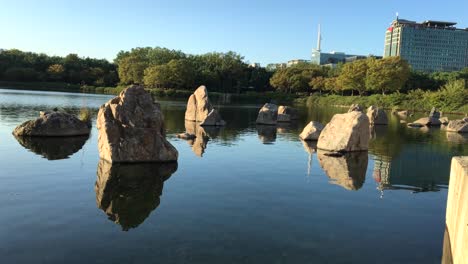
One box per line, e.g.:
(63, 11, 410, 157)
(296, 90, 468, 114)
(0, 81, 81, 92)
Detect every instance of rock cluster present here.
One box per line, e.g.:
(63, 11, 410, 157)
(13, 111, 90, 136)
(446, 119, 468, 133)
(299, 121, 324, 141)
(317, 111, 370, 152)
(96, 85, 178, 163)
(367, 106, 388, 125)
(185, 85, 225, 126)
(256, 103, 279, 125)
(277, 106, 299, 122)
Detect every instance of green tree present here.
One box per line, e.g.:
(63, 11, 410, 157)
(366, 57, 410, 95)
(46, 64, 65, 81)
(337, 59, 369, 95)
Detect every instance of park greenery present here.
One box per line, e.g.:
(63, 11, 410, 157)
(0, 48, 466, 112)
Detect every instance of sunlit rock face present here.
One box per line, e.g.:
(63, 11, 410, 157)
(367, 106, 388, 125)
(14, 135, 88, 160)
(256, 124, 277, 144)
(299, 121, 324, 141)
(256, 103, 278, 125)
(317, 111, 370, 152)
(277, 106, 298, 122)
(317, 150, 368, 191)
(185, 85, 225, 126)
(95, 160, 177, 231)
(96, 85, 178, 163)
(446, 119, 468, 133)
(347, 104, 363, 113)
(13, 111, 90, 136)
(184, 121, 220, 157)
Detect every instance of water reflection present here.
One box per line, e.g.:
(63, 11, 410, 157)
(184, 121, 221, 157)
(14, 135, 89, 160)
(95, 160, 177, 231)
(256, 125, 277, 144)
(302, 140, 317, 176)
(317, 150, 368, 191)
(446, 132, 468, 144)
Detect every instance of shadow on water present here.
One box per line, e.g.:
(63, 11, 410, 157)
(317, 150, 368, 191)
(14, 135, 89, 160)
(95, 160, 178, 231)
(184, 121, 222, 157)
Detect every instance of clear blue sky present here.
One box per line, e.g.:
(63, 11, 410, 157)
(1, 0, 467, 65)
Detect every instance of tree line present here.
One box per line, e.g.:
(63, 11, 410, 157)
(0, 49, 118, 86)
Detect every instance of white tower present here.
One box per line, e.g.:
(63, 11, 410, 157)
(316, 24, 322, 52)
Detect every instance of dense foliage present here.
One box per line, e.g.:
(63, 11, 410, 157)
(0, 49, 118, 86)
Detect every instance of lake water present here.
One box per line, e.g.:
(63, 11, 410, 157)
(0, 88, 466, 264)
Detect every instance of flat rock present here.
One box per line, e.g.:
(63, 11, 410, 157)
(299, 121, 324, 141)
(97, 85, 178, 163)
(256, 103, 278, 125)
(317, 111, 370, 152)
(13, 111, 90, 136)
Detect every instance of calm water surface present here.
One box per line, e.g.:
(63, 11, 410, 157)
(0, 88, 466, 264)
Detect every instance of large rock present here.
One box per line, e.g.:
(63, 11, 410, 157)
(408, 117, 441, 127)
(439, 117, 449, 125)
(95, 159, 177, 231)
(256, 103, 278, 125)
(13, 111, 90, 136)
(317, 111, 370, 152)
(277, 106, 298, 122)
(185, 85, 225, 126)
(317, 150, 368, 191)
(299, 121, 324, 141)
(97, 85, 178, 163)
(367, 106, 388, 125)
(429, 107, 441, 119)
(348, 104, 363, 112)
(446, 119, 468, 133)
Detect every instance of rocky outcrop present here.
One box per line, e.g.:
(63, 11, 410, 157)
(317, 150, 368, 191)
(277, 106, 298, 122)
(185, 85, 225, 126)
(95, 159, 177, 231)
(13, 111, 90, 136)
(446, 119, 468, 133)
(317, 111, 370, 152)
(256, 103, 278, 125)
(348, 104, 363, 112)
(439, 117, 449, 125)
(367, 106, 388, 125)
(96, 85, 178, 163)
(407, 117, 441, 127)
(14, 134, 88, 160)
(299, 121, 324, 141)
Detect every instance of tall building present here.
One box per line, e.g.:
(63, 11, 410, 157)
(384, 18, 468, 72)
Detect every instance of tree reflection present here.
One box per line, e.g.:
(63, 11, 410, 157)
(95, 160, 177, 231)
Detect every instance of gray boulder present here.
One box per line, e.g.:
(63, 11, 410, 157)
(185, 85, 225, 126)
(446, 119, 468, 133)
(277, 106, 298, 122)
(299, 121, 324, 141)
(256, 103, 278, 125)
(13, 111, 90, 136)
(200, 109, 226, 126)
(367, 106, 388, 125)
(408, 117, 441, 127)
(96, 85, 178, 163)
(429, 107, 441, 119)
(317, 111, 370, 152)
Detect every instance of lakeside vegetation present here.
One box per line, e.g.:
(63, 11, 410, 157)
(0, 48, 466, 112)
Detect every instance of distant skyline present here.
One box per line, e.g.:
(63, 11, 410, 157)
(1, 0, 467, 65)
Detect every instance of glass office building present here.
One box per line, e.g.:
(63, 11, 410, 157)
(384, 19, 468, 72)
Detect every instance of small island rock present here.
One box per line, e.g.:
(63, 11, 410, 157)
(185, 85, 225, 126)
(256, 103, 278, 125)
(446, 119, 468, 133)
(13, 111, 90, 136)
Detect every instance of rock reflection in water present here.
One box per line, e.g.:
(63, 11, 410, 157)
(302, 140, 317, 176)
(317, 150, 368, 191)
(95, 160, 177, 231)
(14, 135, 89, 160)
(184, 121, 221, 157)
(446, 132, 468, 144)
(256, 124, 277, 144)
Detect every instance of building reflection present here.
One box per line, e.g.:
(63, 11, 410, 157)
(95, 160, 177, 231)
(317, 150, 368, 191)
(184, 121, 221, 157)
(14, 135, 89, 160)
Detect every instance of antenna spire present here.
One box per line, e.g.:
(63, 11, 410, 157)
(317, 24, 321, 51)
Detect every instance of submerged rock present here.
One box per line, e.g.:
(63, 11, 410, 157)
(446, 119, 468, 133)
(256, 103, 278, 125)
(13, 111, 90, 136)
(317, 111, 370, 152)
(14, 134, 88, 160)
(185, 85, 225, 126)
(95, 159, 177, 231)
(367, 106, 388, 125)
(97, 85, 178, 163)
(299, 121, 324, 141)
(317, 150, 368, 191)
